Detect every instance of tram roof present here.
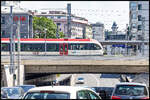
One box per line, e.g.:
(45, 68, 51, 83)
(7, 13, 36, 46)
(1, 38, 92, 42)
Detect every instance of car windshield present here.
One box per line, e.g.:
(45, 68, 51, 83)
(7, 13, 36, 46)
(24, 92, 70, 99)
(19, 86, 35, 92)
(114, 85, 148, 96)
(2, 88, 20, 96)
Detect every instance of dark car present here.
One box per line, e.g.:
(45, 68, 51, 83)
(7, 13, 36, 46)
(111, 82, 149, 99)
(1, 87, 25, 99)
(16, 85, 36, 93)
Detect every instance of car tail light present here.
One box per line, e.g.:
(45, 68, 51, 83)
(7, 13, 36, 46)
(111, 96, 121, 99)
(140, 97, 149, 99)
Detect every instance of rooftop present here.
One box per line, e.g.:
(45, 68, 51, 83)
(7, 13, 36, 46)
(1, 6, 31, 14)
(28, 86, 94, 93)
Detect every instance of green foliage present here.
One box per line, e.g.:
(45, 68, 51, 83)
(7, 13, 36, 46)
(33, 16, 64, 38)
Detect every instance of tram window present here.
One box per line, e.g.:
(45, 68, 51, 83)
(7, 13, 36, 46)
(32, 43, 45, 52)
(81, 43, 89, 50)
(21, 43, 32, 51)
(1, 43, 9, 51)
(94, 44, 101, 50)
(47, 43, 59, 52)
(68, 43, 71, 50)
(69, 43, 89, 50)
(21, 43, 45, 52)
(71, 44, 80, 50)
(89, 43, 101, 50)
(15, 43, 18, 51)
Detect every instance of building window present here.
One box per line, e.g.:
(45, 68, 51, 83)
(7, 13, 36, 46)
(1, 16, 5, 24)
(57, 23, 61, 26)
(138, 15, 142, 21)
(132, 13, 137, 19)
(132, 23, 137, 28)
(138, 25, 142, 30)
(1, 30, 5, 36)
(130, 2, 137, 10)
(138, 4, 142, 10)
(57, 16, 61, 19)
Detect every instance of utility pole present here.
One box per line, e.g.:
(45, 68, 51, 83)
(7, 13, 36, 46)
(142, 17, 145, 55)
(44, 29, 47, 55)
(17, 19, 21, 85)
(10, 6, 13, 74)
(56, 24, 59, 38)
(12, 17, 16, 86)
(67, 3, 71, 38)
(10, 5, 16, 86)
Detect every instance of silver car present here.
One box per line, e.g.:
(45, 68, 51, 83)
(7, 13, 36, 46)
(111, 82, 149, 99)
(16, 85, 36, 93)
(1, 87, 25, 99)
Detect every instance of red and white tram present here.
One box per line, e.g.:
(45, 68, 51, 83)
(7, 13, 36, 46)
(1, 38, 104, 56)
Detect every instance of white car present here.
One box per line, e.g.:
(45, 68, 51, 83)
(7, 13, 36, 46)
(22, 86, 101, 99)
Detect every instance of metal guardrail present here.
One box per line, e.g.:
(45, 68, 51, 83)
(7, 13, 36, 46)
(99, 40, 149, 44)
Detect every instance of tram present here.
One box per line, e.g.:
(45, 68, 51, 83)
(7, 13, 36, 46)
(1, 38, 104, 56)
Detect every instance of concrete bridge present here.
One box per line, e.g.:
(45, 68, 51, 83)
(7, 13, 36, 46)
(1, 56, 149, 87)
(1, 58, 149, 74)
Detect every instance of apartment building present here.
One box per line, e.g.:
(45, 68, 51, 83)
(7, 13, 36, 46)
(1, 5, 33, 38)
(91, 22, 105, 41)
(34, 11, 91, 39)
(129, 1, 149, 41)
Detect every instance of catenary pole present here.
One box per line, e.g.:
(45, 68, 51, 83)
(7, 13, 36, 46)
(17, 19, 21, 85)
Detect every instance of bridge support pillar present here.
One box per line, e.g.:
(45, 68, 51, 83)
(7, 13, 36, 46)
(3, 65, 24, 87)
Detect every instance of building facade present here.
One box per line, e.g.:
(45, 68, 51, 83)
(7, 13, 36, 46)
(1, 6, 33, 38)
(129, 1, 149, 41)
(1, 1, 20, 7)
(111, 22, 118, 35)
(85, 25, 93, 39)
(34, 11, 90, 39)
(91, 22, 105, 41)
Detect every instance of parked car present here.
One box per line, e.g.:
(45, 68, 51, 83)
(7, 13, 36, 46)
(111, 82, 149, 99)
(1, 87, 25, 99)
(22, 86, 101, 99)
(1, 89, 8, 99)
(16, 85, 36, 93)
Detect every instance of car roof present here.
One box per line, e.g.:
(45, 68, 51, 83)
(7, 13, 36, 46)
(27, 86, 94, 93)
(2, 87, 21, 89)
(17, 85, 35, 86)
(115, 82, 147, 86)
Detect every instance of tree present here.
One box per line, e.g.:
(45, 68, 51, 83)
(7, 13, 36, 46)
(33, 16, 64, 38)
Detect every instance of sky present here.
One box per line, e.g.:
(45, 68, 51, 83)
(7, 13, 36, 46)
(20, 1, 129, 31)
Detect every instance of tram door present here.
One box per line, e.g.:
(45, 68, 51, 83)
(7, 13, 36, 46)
(59, 43, 68, 55)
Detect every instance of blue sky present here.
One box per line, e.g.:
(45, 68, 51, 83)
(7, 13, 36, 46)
(20, 1, 129, 31)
